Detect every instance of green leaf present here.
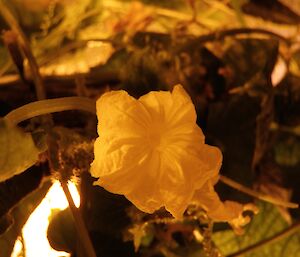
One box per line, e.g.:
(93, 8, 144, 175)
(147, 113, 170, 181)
(0, 118, 46, 182)
(213, 201, 300, 257)
(0, 181, 51, 257)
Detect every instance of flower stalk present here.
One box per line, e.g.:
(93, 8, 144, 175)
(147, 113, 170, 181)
(5, 97, 96, 125)
(61, 181, 97, 257)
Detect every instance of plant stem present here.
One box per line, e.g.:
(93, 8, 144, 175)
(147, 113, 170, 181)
(0, 0, 47, 101)
(4, 97, 96, 125)
(219, 175, 298, 208)
(61, 181, 97, 257)
(227, 222, 300, 257)
(0, 4, 97, 257)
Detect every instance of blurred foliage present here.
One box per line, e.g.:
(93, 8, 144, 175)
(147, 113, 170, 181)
(0, 0, 300, 256)
(125, 206, 215, 257)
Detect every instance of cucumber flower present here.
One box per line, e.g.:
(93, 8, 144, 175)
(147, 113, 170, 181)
(90, 85, 255, 230)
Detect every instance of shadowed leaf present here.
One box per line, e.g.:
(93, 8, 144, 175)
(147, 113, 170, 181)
(47, 208, 76, 253)
(0, 118, 47, 182)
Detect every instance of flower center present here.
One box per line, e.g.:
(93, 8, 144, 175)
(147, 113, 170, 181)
(149, 132, 161, 148)
(147, 123, 165, 150)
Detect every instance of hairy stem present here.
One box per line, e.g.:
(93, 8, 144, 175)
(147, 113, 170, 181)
(227, 222, 300, 257)
(61, 181, 97, 257)
(219, 175, 298, 208)
(4, 97, 96, 125)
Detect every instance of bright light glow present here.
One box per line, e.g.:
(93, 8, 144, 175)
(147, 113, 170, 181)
(11, 181, 80, 257)
(11, 238, 23, 257)
(271, 57, 287, 87)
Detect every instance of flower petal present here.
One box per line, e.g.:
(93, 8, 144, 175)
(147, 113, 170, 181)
(91, 90, 151, 178)
(158, 157, 195, 219)
(166, 140, 222, 189)
(91, 84, 229, 221)
(192, 180, 258, 234)
(97, 90, 151, 138)
(192, 181, 242, 221)
(90, 137, 147, 178)
(139, 85, 199, 130)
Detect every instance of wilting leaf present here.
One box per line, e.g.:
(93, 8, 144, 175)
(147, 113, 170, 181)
(213, 201, 300, 257)
(0, 180, 51, 257)
(0, 119, 47, 182)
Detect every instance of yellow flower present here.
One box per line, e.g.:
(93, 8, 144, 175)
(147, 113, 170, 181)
(90, 85, 254, 229)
